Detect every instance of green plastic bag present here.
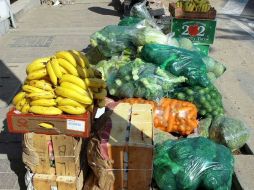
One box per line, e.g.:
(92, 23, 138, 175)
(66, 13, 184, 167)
(172, 84, 224, 118)
(209, 116, 250, 151)
(118, 16, 143, 26)
(141, 44, 211, 87)
(153, 137, 234, 190)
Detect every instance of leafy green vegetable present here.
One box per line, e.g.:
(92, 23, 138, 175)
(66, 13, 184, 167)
(209, 116, 250, 151)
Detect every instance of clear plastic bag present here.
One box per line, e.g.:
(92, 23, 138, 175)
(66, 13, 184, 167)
(141, 44, 211, 87)
(209, 116, 250, 151)
(106, 58, 186, 101)
(154, 137, 234, 190)
(172, 84, 224, 118)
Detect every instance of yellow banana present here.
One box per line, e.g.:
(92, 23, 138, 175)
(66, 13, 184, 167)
(30, 99, 56, 107)
(38, 122, 54, 129)
(57, 58, 78, 76)
(46, 61, 58, 86)
(79, 51, 90, 68)
(21, 103, 30, 114)
(22, 85, 46, 93)
(85, 78, 106, 88)
(55, 86, 92, 105)
(26, 57, 50, 74)
(56, 96, 64, 102)
(93, 89, 107, 100)
(58, 105, 86, 115)
(59, 66, 68, 74)
(55, 51, 77, 67)
(60, 81, 89, 96)
(28, 80, 53, 92)
(97, 99, 106, 108)
(12, 92, 26, 105)
(50, 58, 62, 79)
(59, 74, 87, 89)
(76, 65, 86, 79)
(16, 98, 27, 111)
(26, 68, 47, 80)
(83, 68, 90, 78)
(69, 50, 86, 68)
(29, 106, 62, 115)
(57, 98, 84, 108)
(27, 91, 55, 100)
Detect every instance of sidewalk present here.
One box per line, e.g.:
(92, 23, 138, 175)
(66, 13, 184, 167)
(0, 1, 254, 189)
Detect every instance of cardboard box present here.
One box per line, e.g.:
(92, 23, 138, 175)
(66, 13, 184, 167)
(33, 174, 57, 190)
(100, 103, 154, 190)
(7, 108, 91, 138)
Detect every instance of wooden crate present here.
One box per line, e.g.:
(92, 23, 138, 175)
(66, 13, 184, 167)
(102, 103, 154, 190)
(22, 133, 84, 176)
(33, 174, 57, 190)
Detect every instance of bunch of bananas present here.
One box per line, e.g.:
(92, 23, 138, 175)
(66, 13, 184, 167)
(12, 50, 107, 115)
(176, 0, 211, 13)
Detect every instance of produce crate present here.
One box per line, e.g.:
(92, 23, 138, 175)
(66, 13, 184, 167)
(22, 133, 86, 177)
(7, 108, 91, 138)
(168, 3, 216, 19)
(171, 17, 217, 45)
(101, 103, 154, 190)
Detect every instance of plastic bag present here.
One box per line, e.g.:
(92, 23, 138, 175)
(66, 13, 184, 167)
(130, 0, 151, 20)
(141, 44, 211, 87)
(209, 116, 250, 151)
(106, 58, 186, 101)
(154, 137, 234, 190)
(90, 25, 137, 57)
(197, 117, 212, 137)
(122, 98, 198, 135)
(118, 16, 144, 26)
(172, 84, 224, 118)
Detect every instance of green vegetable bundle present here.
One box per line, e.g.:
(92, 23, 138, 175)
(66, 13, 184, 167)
(154, 137, 234, 190)
(172, 84, 224, 118)
(209, 116, 250, 151)
(106, 58, 186, 100)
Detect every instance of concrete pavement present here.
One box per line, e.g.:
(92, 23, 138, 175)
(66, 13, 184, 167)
(0, 0, 254, 189)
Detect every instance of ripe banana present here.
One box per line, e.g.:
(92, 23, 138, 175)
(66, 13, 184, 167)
(56, 96, 64, 102)
(56, 98, 84, 108)
(69, 50, 86, 68)
(59, 66, 68, 74)
(76, 65, 86, 79)
(58, 105, 86, 115)
(97, 99, 105, 108)
(85, 78, 106, 88)
(27, 91, 55, 100)
(176, 1, 183, 8)
(87, 68, 95, 77)
(27, 68, 47, 80)
(30, 99, 56, 107)
(46, 61, 58, 86)
(60, 81, 89, 96)
(29, 106, 62, 115)
(200, 3, 210, 12)
(26, 57, 50, 74)
(16, 98, 27, 111)
(22, 85, 46, 93)
(21, 103, 30, 114)
(59, 74, 87, 89)
(93, 89, 107, 100)
(79, 51, 90, 68)
(38, 122, 54, 129)
(29, 80, 53, 92)
(50, 58, 62, 79)
(57, 58, 78, 76)
(12, 92, 26, 105)
(55, 86, 92, 105)
(55, 51, 77, 67)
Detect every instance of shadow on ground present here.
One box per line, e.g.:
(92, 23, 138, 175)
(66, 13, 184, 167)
(0, 60, 25, 189)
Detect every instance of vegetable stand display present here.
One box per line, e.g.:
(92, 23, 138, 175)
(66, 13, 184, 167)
(6, 1, 251, 190)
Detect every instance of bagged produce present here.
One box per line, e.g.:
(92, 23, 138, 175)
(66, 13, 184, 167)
(122, 98, 198, 135)
(154, 137, 234, 190)
(141, 44, 210, 87)
(209, 116, 250, 151)
(106, 58, 186, 100)
(197, 117, 212, 137)
(118, 16, 143, 26)
(172, 84, 224, 118)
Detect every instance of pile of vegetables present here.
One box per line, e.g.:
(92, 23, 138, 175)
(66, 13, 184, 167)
(154, 137, 234, 190)
(122, 98, 198, 135)
(172, 84, 224, 118)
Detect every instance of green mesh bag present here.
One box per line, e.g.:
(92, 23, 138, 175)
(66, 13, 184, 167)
(153, 137, 234, 190)
(141, 44, 211, 87)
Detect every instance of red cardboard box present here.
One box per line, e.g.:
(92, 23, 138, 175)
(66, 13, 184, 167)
(7, 108, 91, 138)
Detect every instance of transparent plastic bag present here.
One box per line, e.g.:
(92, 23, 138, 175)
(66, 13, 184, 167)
(154, 137, 234, 190)
(172, 84, 224, 118)
(209, 116, 250, 151)
(106, 58, 186, 101)
(141, 44, 211, 87)
(198, 117, 212, 137)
